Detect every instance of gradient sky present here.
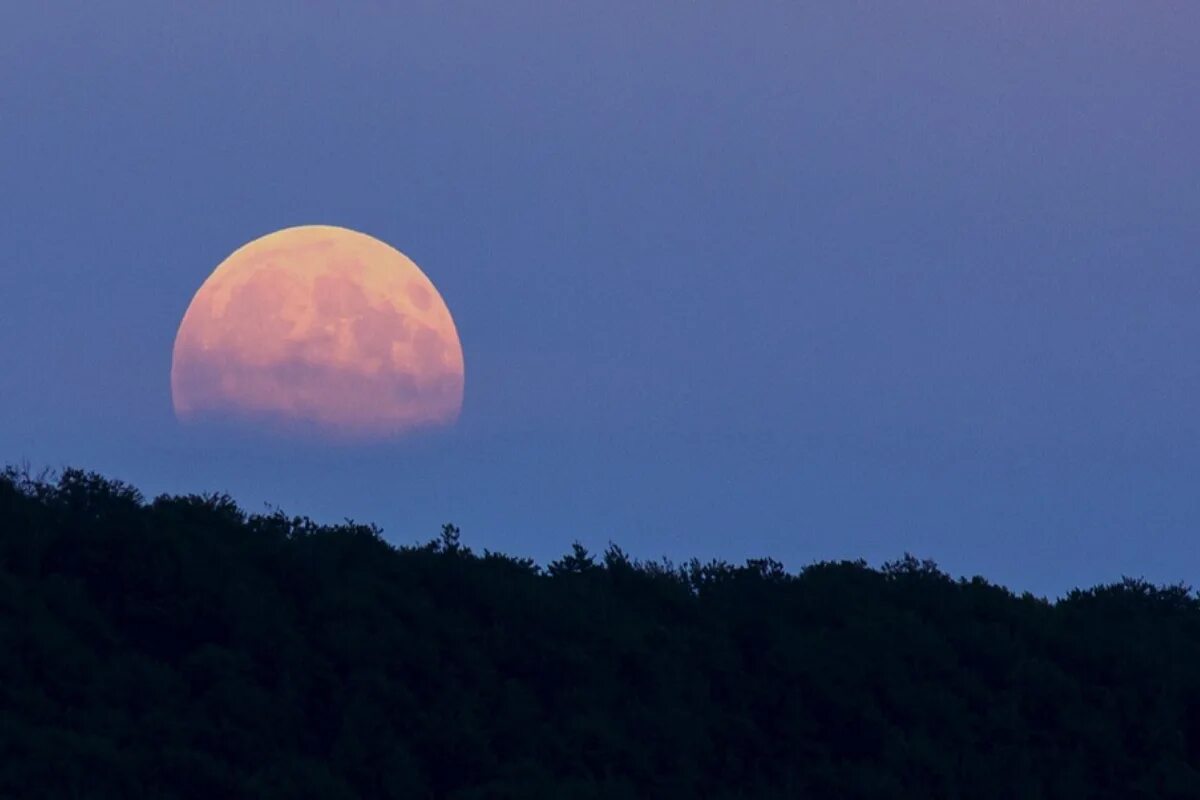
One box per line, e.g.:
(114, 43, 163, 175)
(3, 2, 1198, 595)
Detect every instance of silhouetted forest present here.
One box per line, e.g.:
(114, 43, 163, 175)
(2, 467, 1199, 798)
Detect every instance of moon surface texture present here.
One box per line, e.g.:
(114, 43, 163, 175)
(171, 225, 464, 438)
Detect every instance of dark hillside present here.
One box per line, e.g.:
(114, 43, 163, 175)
(1, 468, 1198, 798)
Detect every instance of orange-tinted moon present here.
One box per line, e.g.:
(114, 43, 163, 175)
(171, 225, 464, 438)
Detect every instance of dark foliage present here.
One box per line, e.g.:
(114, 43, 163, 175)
(2, 467, 1199, 798)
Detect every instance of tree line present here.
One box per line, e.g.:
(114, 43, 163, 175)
(1, 467, 1198, 798)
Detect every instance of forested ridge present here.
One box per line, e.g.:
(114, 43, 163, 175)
(2, 467, 1199, 799)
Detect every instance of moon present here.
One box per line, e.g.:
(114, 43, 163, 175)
(171, 225, 464, 438)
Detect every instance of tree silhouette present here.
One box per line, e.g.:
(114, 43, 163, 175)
(2, 466, 1199, 798)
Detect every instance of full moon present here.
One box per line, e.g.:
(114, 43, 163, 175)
(171, 225, 464, 438)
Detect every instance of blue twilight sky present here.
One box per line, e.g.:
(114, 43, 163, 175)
(2, 2, 1198, 595)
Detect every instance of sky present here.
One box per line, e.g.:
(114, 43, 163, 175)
(2, 2, 1199, 596)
